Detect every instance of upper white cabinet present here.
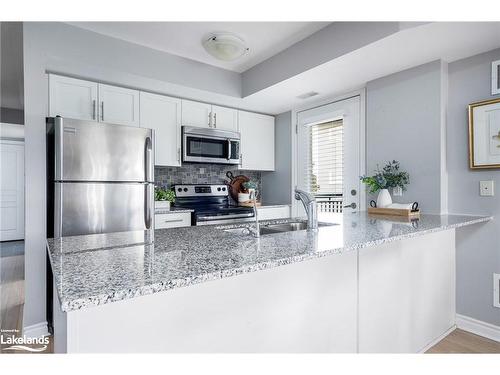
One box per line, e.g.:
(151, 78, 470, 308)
(212, 105, 238, 131)
(181, 100, 212, 128)
(98, 84, 140, 127)
(140, 92, 181, 167)
(49, 74, 140, 127)
(181, 100, 238, 131)
(49, 75, 98, 121)
(239, 111, 275, 171)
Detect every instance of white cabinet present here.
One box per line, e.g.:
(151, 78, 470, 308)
(0, 140, 24, 241)
(155, 212, 191, 229)
(49, 75, 98, 121)
(257, 205, 290, 220)
(99, 84, 140, 127)
(181, 100, 238, 131)
(239, 111, 275, 171)
(49, 74, 140, 127)
(212, 105, 238, 131)
(181, 100, 212, 128)
(140, 92, 181, 167)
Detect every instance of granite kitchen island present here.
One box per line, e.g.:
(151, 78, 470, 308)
(47, 213, 490, 353)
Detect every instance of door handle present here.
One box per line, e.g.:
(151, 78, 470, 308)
(227, 139, 231, 160)
(144, 184, 153, 230)
(100, 101, 104, 121)
(144, 137, 153, 182)
(92, 100, 96, 120)
(343, 202, 357, 209)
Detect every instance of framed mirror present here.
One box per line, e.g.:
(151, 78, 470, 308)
(468, 97, 500, 169)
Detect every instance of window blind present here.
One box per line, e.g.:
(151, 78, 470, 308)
(306, 120, 343, 195)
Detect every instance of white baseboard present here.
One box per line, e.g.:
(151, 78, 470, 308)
(456, 314, 500, 343)
(419, 325, 456, 353)
(23, 321, 49, 338)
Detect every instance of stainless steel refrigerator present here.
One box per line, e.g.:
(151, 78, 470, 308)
(46, 117, 154, 238)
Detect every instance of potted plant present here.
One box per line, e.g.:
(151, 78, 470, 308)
(360, 160, 409, 208)
(240, 181, 258, 203)
(155, 186, 176, 210)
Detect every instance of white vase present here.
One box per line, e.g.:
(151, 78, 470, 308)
(155, 201, 170, 210)
(376, 189, 392, 208)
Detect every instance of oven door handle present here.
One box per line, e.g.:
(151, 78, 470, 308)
(197, 212, 254, 221)
(227, 139, 231, 160)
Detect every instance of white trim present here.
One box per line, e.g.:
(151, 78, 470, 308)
(492, 60, 500, 95)
(0, 122, 25, 140)
(418, 325, 456, 353)
(290, 89, 367, 217)
(456, 314, 500, 343)
(23, 321, 49, 339)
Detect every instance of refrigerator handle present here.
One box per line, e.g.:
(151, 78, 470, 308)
(144, 136, 153, 182)
(54, 116, 64, 180)
(144, 184, 153, 230)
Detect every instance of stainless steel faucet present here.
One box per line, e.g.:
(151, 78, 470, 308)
(251, 193, 260, 238)
(294, 189, 318, 231)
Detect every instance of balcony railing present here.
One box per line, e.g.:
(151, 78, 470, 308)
(315, 194, 343, 213)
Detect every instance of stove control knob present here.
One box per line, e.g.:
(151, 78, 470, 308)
(222, 187, 226, 191)
(217, 187, 221, 191)
(183, 188, 188, 192)
(177, 188, 182, 192)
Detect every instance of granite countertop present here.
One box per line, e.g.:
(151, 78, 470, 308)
(46, 213, 491, 312)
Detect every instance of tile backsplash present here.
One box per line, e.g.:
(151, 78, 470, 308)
(155, 164, 262, 201)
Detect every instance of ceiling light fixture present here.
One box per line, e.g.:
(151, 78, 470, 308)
(202, 33, 249, 61)
(297, 91, 319, 99)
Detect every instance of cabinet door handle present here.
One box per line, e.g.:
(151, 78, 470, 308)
(163, 219, 184, 223)
(214, 113, 217, 128)
(177, 148, 181, 162)
(101, 102, 104, 121)
(208, 112, 212, 128)
(92, 100, 96, 120)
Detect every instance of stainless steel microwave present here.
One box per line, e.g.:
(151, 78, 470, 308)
(182, 126, 240, 165)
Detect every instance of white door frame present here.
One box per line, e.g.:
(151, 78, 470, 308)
(290, 89, 366, 217)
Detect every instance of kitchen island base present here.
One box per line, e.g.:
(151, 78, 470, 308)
(53, 229, 456, 353)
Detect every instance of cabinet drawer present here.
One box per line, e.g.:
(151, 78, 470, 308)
(155, 212, 191, 229)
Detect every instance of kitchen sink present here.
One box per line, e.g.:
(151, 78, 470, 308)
(222, 221, 336, 236)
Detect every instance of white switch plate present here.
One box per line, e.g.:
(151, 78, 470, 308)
(494, 273, 500, 308)
(480, 180, 494, 196)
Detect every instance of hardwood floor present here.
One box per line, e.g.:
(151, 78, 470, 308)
(1, 240, 498, 354)
(426, 329, 500, 353)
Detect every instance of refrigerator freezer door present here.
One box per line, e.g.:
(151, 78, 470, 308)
(53, 117, 154, 182)
(54, 182, 154, 237)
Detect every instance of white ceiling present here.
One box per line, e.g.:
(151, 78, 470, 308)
(68, 22, 330, 73)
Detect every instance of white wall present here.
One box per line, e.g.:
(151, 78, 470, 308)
(447, 48, 500, 326)
(21, 21, 240, 332)
(366, 60, 447, 213)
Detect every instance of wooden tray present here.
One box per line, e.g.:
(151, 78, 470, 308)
(368, 207, 420, 217)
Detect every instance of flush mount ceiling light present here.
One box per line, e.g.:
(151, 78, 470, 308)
(202, 33, 249, 61)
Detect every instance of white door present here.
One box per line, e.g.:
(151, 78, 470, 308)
(212, 105, 238, 131)
(98, 84, 140, 127)
(295, 96, 362, 219)
(1, 141, 24, 241)
(239, 111, 275, 171)
(140, 92, 181, 167)
(181, 100, 212, 128)
(49, 74, 98, 121)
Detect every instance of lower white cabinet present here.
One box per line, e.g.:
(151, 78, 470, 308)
(257, 205, 290, 220)
(140, 92, 181, 167)
(155, 212, 191, 229)
(239, 111, 275, 171)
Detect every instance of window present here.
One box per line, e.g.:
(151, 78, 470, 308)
(307, 120, 344, 212)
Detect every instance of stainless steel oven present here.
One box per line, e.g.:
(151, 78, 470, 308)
(182, 126, 240, 165)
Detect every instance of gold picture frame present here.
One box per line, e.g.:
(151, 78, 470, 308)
(468, 97, 500, 169)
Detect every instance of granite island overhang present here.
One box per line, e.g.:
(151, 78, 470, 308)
(46, 213, 491, 353)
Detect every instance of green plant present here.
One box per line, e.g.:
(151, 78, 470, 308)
(155, 186, 176, 203)
(360, 160, 409, 194)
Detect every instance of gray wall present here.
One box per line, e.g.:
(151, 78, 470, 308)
(366, 60, 447, 213)
(448, 48, 500, 326)
(261, 111, 292, 205)
(21, 22, 239, 331)
(0, 22, 24, 123)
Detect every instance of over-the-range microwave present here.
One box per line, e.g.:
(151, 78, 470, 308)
(182, 126, 240, 165)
